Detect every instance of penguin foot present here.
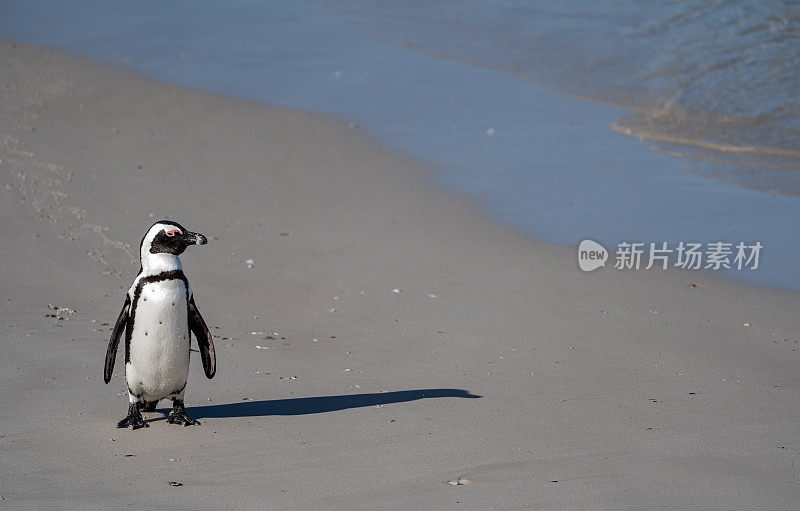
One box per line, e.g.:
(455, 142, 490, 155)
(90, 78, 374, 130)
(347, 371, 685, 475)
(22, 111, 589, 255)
(167, 401, 198, 426)
(117, 404, 148, 430)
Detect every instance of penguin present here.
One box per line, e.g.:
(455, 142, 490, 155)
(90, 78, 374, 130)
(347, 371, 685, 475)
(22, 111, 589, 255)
(104, 220, 215, 429)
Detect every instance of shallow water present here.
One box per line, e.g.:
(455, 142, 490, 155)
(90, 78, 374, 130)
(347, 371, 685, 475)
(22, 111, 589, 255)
(322, 0, 800, 187)
(1, 0, 798, 289)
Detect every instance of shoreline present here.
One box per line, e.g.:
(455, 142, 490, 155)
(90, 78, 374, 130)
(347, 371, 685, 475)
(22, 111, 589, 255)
(1, 1, 799, 292)
(2, 40, 799, 509)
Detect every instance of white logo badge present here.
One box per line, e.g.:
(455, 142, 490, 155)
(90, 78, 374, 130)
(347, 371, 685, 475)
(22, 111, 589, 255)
(578, 240, 608, 272)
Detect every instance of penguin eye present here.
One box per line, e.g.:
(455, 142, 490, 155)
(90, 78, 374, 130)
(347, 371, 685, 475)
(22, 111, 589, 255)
(165, 229, 182, 237)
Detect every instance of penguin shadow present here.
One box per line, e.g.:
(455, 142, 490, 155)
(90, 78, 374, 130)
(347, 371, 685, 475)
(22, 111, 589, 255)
(152, 388, 481, 420)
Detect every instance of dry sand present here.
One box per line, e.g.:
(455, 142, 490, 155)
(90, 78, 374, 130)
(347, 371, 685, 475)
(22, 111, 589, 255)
(1, 40, 799, 509)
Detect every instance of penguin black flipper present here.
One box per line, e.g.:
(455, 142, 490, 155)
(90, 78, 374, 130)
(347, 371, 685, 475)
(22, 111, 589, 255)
(104, 295, 130, 384)
(188, 296, 215, 379)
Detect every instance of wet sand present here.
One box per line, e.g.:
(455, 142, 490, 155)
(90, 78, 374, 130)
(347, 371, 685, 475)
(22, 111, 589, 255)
(1, 40, 799, 509)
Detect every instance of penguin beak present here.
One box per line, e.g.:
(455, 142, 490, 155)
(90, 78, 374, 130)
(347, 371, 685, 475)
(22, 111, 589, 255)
(185, 232, 207, 245)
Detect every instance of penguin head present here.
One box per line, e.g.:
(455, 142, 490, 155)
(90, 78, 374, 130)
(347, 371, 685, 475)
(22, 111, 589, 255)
(141, 220, 207, 258)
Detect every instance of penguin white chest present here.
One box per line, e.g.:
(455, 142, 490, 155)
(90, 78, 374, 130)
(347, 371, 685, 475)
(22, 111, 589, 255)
(126, 278, 191, 400)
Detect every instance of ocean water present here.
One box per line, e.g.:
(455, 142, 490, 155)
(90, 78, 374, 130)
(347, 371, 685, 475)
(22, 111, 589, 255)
(322, 0, 800, 190)
(1, 0, 798, 290)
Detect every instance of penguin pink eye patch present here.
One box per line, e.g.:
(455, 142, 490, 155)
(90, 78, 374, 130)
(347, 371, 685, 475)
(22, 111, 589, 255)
(165, 228, 183, 237)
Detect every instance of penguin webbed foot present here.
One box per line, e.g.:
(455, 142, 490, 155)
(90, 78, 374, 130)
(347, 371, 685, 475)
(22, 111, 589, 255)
(167, 400, 198, 426)
(117, 403, 149, 430)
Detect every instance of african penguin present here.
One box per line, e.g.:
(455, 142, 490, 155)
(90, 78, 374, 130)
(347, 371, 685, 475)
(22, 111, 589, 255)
(104, 220, 215, 429)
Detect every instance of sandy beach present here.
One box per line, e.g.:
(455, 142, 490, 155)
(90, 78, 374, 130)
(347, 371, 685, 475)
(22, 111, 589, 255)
(1, 40, 799, 509)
